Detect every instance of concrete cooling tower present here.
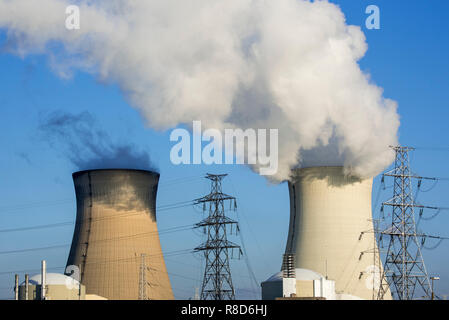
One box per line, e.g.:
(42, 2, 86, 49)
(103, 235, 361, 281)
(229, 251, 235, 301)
(66, 169, 173, 300)
(284, 166, 391, 300)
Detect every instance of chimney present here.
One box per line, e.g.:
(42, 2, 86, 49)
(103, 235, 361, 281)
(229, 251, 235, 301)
(25, 274, 29, 300)
(41, 260, 46, 300)
(14, 274, 19, 300)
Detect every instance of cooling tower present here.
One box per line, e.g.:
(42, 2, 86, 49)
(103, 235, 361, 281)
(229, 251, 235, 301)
(285, 166, 391, 300)
(66, 169, 174, 300)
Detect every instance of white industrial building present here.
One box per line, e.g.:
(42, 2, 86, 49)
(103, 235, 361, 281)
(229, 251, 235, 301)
(261, 267, 366, 300)
(14, 261, 107, 300)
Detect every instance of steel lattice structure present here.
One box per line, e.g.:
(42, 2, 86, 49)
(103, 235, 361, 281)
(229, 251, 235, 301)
(359, 218, 385, 300)
(194, 174, 242, 300)
(377, 146, 432, 300)
(139, 253, 147, 300)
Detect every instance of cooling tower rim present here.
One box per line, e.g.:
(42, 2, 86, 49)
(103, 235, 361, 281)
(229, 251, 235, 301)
(72, 168, 160, 178)
(289, 166, 372, 182)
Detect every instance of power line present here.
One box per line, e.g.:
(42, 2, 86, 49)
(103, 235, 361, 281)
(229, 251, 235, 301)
(0, 199, 74, 213)
(80, 224, 194, 245)
(0, 223, 194, 255)
(237, 228, 260, 299)
(0, 221, 73, 233)
(0, 244, 70, 255)
(228, 176, 272, 275)
(414, 147, 449, 151)
(0, 249, 193, 276)
(0, 200, 195, 233)
(0, 266, 65, 276)
(0, 175, 204, 214)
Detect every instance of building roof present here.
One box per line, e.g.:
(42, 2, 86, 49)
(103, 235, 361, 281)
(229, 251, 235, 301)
(20, 273, 80, 286)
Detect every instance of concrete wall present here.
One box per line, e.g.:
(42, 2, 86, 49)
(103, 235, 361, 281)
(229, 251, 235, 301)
(313, 278, 336, 300)
(285, 166, 391, 300)
(261, 276, 336, 300)
(85, 294, 107, 300)
(261, 281, 283, 300)
(296, 280, 313, 297)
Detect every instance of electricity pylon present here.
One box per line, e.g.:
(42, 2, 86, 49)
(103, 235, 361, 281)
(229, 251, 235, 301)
(194, 174, 242, 300)
(377, 146, 433, 300)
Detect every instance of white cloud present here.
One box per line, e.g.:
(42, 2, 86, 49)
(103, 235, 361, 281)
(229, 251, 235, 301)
(0, 0, 399, 181)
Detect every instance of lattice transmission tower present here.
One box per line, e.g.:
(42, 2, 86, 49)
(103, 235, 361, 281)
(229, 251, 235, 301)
(194, 173, 242, 300)
(377, 146, 436, 300)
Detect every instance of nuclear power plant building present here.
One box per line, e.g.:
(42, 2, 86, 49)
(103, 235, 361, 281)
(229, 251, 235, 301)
(263, 166, 391, 300)
(66, 169, 173, 300)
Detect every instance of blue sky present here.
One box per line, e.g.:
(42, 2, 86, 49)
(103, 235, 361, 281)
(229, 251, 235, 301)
(1, 0, 449, 300)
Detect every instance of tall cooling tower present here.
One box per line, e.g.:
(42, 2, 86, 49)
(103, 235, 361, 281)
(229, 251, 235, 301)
(285, 166, 391, 300)
(66, 169, 173, 300)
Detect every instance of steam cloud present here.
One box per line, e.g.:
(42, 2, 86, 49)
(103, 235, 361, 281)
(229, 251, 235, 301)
(0, 0, 400, 181)
(39, 111, 156, 172)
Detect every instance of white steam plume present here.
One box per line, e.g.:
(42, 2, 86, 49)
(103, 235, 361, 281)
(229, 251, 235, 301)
(0, 0, 399, 181)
